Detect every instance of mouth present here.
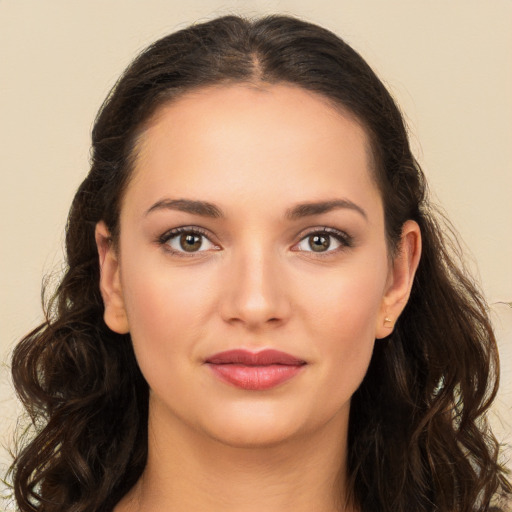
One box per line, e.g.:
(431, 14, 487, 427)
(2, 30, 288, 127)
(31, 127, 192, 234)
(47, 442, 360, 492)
(205, 349, 306, 391)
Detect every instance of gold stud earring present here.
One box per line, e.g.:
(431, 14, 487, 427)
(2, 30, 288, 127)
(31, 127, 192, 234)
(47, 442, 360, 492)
(384, 317, 393, 327)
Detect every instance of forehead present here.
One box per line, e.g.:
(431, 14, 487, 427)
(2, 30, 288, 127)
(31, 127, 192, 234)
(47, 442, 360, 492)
(125, 83, 381, 219)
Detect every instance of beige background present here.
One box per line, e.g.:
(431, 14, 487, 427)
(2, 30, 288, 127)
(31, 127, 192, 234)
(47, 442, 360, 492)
(1, 0, 511, 504)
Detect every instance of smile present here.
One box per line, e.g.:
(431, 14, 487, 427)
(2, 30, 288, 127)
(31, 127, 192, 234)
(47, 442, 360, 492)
(205, 349, 306, 390)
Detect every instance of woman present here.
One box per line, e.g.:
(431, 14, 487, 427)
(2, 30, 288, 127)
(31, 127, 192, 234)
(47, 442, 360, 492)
(10, 14, 511, 512)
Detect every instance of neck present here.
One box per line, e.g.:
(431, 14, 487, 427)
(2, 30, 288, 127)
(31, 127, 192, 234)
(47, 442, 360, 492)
(117, 400, 355, 512)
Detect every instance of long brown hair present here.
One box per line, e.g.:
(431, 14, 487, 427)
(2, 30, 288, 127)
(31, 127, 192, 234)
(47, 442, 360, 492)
(9, 14, 511, 512)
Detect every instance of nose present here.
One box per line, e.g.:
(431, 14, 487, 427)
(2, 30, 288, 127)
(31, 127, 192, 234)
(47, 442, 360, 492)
(219, 244, 291, 330)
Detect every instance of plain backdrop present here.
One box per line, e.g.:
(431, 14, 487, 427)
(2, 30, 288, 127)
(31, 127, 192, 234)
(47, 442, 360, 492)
(1, 0, 511, 503)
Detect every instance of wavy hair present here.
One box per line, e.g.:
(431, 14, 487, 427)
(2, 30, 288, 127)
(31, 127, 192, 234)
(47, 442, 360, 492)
(10, 14, 511, 512)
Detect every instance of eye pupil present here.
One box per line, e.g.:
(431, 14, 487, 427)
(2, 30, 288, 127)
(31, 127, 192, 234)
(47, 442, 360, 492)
(309, 234, 330, 252)
(180, 233, 202, 252)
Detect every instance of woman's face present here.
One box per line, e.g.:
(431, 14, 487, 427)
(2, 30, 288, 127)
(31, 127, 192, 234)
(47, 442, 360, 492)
(97, 83, 418, 447)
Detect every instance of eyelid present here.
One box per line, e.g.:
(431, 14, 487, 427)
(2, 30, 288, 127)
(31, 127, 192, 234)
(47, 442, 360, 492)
(156, 225, 353, 257)
(157, 226, 221, 256)
(292, 226, 354, 254)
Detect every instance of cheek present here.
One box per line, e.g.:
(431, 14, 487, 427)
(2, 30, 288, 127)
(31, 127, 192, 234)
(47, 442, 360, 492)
(317, 276, 380, 367)
(301, 256, 388, 340)
(297, 252, 388, 397)
(119, 252, 217, 368)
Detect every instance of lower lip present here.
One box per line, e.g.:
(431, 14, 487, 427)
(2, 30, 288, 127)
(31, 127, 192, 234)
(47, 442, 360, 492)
(207, 364, 304, 390)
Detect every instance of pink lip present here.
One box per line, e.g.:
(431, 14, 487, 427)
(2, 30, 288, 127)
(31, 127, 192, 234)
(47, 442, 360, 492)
(205, 349, 306, 390)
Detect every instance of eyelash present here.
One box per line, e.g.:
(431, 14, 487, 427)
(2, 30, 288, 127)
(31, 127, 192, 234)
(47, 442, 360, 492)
(157, 226, 217, 258)
(157, 226, 353, 257)
(294, 227, 354, 257)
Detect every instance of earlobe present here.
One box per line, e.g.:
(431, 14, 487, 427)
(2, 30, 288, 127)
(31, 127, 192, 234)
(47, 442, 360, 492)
(95, 221, 130, 334)
(375, 220, 422, 339)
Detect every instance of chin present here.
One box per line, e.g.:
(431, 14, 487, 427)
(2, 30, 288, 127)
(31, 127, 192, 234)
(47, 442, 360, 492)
(194, 402, 310, 449)
(206, 422, 304, 449)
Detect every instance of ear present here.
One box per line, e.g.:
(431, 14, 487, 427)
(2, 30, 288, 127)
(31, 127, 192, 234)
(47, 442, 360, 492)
(375, 220, 422, 339)
(95, 221, 130, 334)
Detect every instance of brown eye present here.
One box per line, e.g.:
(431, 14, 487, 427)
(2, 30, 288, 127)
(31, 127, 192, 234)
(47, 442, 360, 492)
(180, 233, 203, 252)
(294, 228, 351, 254)
(161, 228, 218, 255)
(309, 234, 330, 252)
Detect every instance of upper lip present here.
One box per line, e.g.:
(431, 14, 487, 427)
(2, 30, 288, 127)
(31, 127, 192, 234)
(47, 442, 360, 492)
(205, 349, 306, 366)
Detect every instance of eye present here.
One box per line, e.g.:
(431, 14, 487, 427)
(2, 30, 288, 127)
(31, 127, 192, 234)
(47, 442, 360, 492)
(159, 227, 219, 255)
(294, 228, 352, 254)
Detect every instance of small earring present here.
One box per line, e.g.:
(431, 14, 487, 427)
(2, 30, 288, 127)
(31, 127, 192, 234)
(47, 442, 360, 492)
(384, 317, 393, 327)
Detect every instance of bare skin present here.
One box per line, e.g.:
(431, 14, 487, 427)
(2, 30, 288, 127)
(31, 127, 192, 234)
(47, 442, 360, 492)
(97, 83, 421, 511)
(118, 406, 350, 512)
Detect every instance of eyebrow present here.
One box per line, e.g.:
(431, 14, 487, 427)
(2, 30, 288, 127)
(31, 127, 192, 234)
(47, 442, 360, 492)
(285, 199, 367, 221)
(145, 198, 224, 218)
(145, 198, 367, 220)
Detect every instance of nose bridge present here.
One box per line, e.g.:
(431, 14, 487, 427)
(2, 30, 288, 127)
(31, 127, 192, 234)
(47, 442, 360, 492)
(221, 236, 289, 327)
